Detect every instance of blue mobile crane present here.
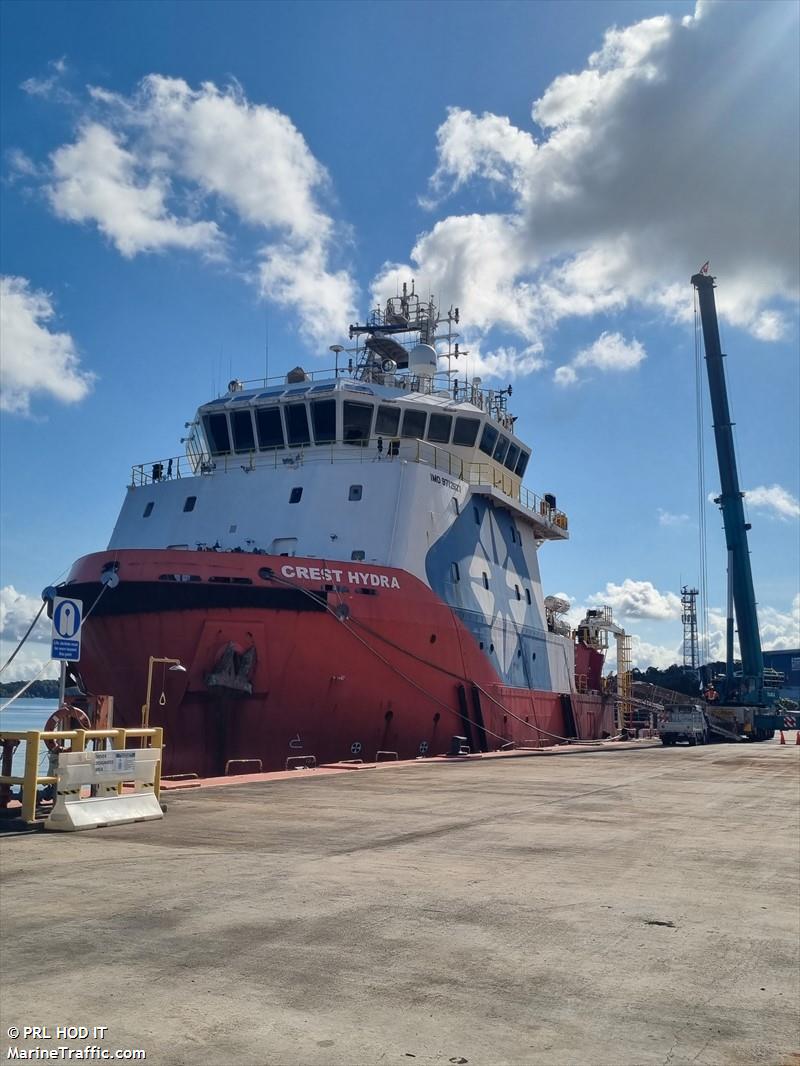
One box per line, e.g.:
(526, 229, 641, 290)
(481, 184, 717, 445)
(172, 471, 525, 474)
(691, 271, 788, 740)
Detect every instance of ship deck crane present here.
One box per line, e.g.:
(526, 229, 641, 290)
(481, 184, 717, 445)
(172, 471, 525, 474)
(691, 271, 787, 740)
(576, 608, 634, 733)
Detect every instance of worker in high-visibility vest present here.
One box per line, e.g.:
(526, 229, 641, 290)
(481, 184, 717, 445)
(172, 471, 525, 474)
(704, 685, 719, 702)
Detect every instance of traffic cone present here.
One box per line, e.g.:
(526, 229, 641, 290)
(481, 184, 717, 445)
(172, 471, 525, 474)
(779, 730, 786, 744)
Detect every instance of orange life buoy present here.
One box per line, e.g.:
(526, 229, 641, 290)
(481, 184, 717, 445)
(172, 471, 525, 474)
(43, 705, 92, 752)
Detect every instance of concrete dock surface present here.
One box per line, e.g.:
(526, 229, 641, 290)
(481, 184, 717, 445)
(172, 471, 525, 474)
(2, 740, 799, 1066)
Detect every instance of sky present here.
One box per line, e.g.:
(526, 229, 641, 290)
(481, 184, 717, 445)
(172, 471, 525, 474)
(1, 0, 798, 682)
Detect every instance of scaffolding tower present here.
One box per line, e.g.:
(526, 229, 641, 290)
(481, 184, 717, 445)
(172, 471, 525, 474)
(681, 585, 699, 672)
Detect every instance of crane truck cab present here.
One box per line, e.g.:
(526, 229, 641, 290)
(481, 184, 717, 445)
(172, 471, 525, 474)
(658, 704, 709, 746)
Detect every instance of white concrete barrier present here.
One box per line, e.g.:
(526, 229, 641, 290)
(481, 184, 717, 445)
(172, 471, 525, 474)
(46, 747, 163, 832)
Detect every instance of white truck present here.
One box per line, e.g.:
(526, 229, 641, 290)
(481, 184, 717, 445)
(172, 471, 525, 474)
(658, 705, 709, 746)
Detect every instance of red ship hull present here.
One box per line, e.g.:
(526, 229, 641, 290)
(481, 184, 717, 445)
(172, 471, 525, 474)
(62, 550, 613, 776)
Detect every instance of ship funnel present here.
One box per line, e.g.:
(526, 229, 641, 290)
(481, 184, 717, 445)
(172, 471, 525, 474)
(408, 343, 437, 380)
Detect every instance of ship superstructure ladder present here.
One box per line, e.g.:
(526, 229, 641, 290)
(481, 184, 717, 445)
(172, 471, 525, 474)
(681, 585, 700, 673)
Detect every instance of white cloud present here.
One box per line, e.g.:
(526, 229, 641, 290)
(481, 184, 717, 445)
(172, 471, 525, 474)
(658, 508, 690, 526)
(20, 56, 68, 99)
(424, 107, 536, 203)
(0, 641, 58, 684)
(0, 587, 60, 682)
(36, 76, 357, 346)
(706, 594, 800, 659)
(49, 123, 222, 258)
(627, 635, 681, 672)
(553, 365, 578, 387)
(386, 0, 799, 378)
(554, 331, 645, 385)
(0, 586, 48, 643)
(759, 594, 800, 651)
(745, 484, 800, 521)
(587, 578, 682, 621)
(0, 276, 95, 415)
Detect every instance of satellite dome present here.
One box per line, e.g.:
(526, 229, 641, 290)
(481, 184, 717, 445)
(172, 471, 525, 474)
(408, 343, 437, 379)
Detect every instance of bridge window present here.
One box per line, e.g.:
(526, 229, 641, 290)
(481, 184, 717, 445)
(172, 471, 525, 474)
(427, 413, 453, 444)
(479, 423, 498, 457)
(183, 496, 197, 512)
(505, 442, 521, 472)
(515, 450, 530, 477)
(255, 407, 285, 450)
(493, 435, 510, 464)
(343, 401, 373, 445)
(311, 399, 336, 444)
(203, 413, 231, 456)
(375, 404, 400, 436)
(143, 502, 154, 518)
(289, 487, 302, 504)
(348, 484, 363, 501)
(401, 408, 427, 439)
(453, 417, 480, 447)
(285, 403, 311, 446)
(231, 409, 255, 453)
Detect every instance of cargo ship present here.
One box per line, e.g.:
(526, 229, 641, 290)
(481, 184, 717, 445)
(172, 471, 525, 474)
(59, 285, 615, 775)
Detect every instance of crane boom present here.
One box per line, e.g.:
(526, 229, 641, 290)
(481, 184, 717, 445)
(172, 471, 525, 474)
(691, 272, 764, 704)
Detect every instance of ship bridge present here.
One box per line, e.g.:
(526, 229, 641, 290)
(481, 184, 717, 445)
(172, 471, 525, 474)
(133, 376, 567, 541)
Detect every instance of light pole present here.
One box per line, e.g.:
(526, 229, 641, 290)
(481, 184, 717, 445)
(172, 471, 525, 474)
(141, 657, 187, 728)
(329, 344, 344, 379)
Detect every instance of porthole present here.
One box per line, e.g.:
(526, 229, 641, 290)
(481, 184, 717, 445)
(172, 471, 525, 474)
(143, 502, 154, 518)
(351, 550, 365, 561)
(430, 634, 437, 644)
(183, 496, 197, 513)
(482, 572, 489, 590)
(515, 584, 521, 601)
(451, 562, 460, 583)
(525, 588, 531, 605)
(489, 643, 495, 653)
(348, 484, 363, 501)
(289, 487, 303, 504)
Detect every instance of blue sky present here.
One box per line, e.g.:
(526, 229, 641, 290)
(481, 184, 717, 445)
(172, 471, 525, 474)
(1, 0, 798, 680)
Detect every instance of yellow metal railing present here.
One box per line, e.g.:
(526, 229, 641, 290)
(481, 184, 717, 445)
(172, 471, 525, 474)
(131, 437, 569, 531)
(0, 727, 163, 824)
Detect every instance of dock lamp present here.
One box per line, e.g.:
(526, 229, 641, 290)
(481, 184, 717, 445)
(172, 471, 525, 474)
(141, 657, 187, 728)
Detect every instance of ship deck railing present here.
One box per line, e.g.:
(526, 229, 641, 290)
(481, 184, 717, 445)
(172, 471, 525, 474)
(130, 438, 568, 532)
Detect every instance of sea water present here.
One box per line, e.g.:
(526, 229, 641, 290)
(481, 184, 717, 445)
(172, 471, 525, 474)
(0, 697, 59, 781)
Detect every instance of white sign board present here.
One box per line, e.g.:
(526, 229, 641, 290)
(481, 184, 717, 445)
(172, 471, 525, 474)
(94, 750, 136, 775)
(51, 596, 83, 662)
